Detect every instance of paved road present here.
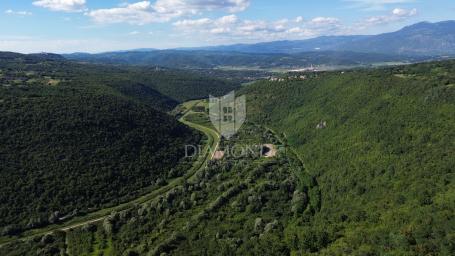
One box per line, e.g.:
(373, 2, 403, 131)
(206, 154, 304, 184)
(0, 100, 220, 248)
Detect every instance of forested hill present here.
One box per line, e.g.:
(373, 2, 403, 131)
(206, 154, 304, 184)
(0, 52, 239, 235)
(64, 50, 426, 70)
(0, 52, 64, 62)
(0, 52, 239, 110)
(0, 90, 199, 234)
(240, 60, 455, 254)
(69, 64, 239, 106)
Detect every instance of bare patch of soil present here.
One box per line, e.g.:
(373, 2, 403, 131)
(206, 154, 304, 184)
(213, 151, 225, 160)
(262, 144, 277, 158)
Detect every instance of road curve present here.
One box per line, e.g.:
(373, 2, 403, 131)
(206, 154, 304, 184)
(0, 100, 220, 248)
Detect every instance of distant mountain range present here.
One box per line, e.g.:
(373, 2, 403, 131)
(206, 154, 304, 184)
(187, 21, 455, 56)
(184, 36, 370, 54)
(63, 21, 455, 69)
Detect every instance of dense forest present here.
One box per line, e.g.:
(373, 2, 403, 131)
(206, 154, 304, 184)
(0, 122, 321, 256)
(1, 54, 454, 255)
(0, 52, 239, 110)
(64, 50, 427, 70)
(0, 52, 241, 236)
(241, 60, 455, 254)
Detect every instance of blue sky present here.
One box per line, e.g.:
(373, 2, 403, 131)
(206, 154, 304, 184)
(1, 0, 454, 53)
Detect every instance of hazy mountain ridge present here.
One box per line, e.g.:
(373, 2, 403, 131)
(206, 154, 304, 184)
(340, 21, 455, 55)
(181, 21, 455, 56)
(64, 50, 427, 70)
(62, 21, 455, 69)
(181, 35, 371, 53)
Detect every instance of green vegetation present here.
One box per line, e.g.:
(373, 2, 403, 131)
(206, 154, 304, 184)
(0, 90, 199, 233)
(0, 52, 239, 111)
(1, 53, 454, 255)
(241, 60, 455, 255)
(0, 52, 241, 237)
(64, 50, 427, 71)
(181, 100, 215, 130)
(0, 121, 319, 255)
(1, 101, 320, 256)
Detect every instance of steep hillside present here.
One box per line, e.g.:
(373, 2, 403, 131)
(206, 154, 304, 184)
(0, 53, 214, 235)
(240, 61, 455, 254)
(0, 117, 320, 256)
(0, 90, 200, 234)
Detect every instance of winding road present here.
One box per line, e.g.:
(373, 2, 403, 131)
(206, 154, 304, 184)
(0, 100, 220, 248)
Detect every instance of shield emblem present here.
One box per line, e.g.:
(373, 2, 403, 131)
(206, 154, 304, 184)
(209, 91, 246, 139)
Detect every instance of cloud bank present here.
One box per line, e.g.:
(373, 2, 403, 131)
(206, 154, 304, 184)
(87, 0, 250, 25)
(172, 7, 417, 43)
(33, 0, 87, 12)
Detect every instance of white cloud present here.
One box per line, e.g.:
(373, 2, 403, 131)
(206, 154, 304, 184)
(173, 15, 342, 42)
(286, 27, 315, 37)
(361, 8, 417, 27)
(155, 0, 250, 13)
(392, 7, 417, 17)
(87, 0, 250, 25)
(216, 14, 238, 25)
(33, 0, 86, 12)
(171, 6, 418, 44)
(344, 0, 416, 10)
(310, 17, 341, 26)
(210, 27, 231, 34)
(173, 18, 212, 27)
(87, 1, 166, 25)
(5, 9, 32, 16)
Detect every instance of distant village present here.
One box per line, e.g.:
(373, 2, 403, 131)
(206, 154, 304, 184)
(288, 64, 319, 73)
(268, 74, 308, 82)
(267, 64, 320, 82)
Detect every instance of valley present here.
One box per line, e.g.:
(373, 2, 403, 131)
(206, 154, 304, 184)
(2, 1, 455, 255)
(0, 99, 220, 249)
(0, 98, 320, 256)
(0, 53, 236, 241)
(0, 37, 454, 256)
(2, 58, 453, 255)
